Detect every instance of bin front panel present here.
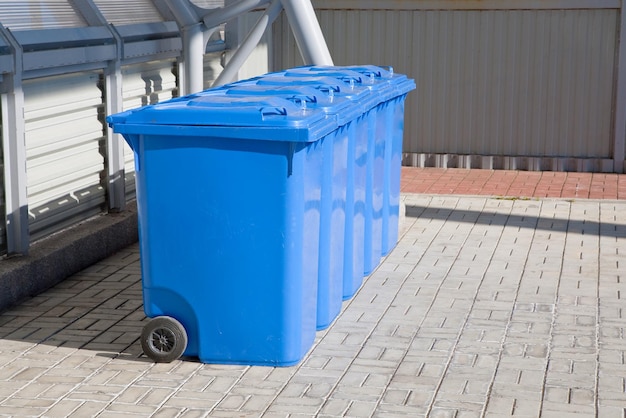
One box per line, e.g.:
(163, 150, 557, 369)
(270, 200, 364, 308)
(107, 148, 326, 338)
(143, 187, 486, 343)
(132, 133, 321, 366)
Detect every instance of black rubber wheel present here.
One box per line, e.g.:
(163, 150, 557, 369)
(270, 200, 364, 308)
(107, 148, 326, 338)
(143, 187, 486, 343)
(141, 316, 188, 363)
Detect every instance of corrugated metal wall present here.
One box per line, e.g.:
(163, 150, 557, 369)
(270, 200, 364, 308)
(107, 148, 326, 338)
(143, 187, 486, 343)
(274, 4, 622, 172)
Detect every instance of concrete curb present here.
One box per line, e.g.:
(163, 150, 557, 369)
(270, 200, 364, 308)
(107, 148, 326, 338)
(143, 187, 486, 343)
(0, 202, 139, 313)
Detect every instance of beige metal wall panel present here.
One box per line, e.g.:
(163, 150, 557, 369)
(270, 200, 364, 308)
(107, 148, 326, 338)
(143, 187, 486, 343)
(274, 7, 619, 171)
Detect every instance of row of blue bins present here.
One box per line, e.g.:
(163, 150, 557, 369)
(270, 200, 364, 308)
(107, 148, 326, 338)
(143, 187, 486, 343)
(107, 65, 415, 366)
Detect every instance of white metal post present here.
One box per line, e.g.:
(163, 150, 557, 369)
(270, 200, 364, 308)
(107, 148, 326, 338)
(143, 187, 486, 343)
(105, 62, 126, 212)
(213, 0, 283, 86)
(0, 24, 29, 255)
(1, 81, 29, 256)
(164, 0, 205, 95)
(280, 0, 333, 65)
(182, 23, 206, 94)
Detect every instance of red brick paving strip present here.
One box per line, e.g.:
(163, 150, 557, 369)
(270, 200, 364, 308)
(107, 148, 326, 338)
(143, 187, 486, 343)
(401, 167, 626, 200)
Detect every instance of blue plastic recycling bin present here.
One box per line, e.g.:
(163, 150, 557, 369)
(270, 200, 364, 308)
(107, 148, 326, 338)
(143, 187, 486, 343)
(341, 66, 416, 256)
(107, 93, 340, 366)
(252, 75, 373, 300)
(223, 84, 359, 329)
(284, 67, 392, 274)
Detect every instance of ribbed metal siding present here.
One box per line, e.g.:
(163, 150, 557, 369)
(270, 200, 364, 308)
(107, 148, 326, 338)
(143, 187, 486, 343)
(121, 60, 178, 201)
(274, 8, 618, 170)
(0, 0, 86, 30)
(24, 72, 106, 241)
(91, 0, 164, 24)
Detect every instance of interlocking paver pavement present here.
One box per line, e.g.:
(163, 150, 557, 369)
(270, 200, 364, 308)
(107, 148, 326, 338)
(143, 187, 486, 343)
(1, 192, 625, 417)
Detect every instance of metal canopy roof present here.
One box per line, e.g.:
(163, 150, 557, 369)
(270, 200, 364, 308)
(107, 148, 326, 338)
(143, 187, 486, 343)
(0, 0, 332, 89)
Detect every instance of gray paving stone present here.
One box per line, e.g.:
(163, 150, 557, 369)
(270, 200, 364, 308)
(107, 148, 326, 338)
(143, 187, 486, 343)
(0, 196, 625, 416)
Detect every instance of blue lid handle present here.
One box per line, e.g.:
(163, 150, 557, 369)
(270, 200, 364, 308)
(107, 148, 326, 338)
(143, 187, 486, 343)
(260, 106, 288, 117)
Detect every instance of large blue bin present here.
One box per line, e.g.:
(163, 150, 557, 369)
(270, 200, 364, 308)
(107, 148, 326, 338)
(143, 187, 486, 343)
(223, 83, 360, 328)
(284, 67, 393, 274)
(107, 93, 339, 366)
(288, 66, 416, 264)
(252, 75, 373, 299)
(340, 66, 415, 256)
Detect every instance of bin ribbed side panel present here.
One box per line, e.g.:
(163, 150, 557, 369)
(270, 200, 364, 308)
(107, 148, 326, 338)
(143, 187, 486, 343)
(274, 7, 618, 170)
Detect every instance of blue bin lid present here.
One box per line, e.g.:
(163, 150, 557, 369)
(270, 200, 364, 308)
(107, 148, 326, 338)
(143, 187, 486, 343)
(107, 93, 338, 143)
(255, 75, 373, 108)
(341, 65, 416, 96)
(284, 66, 396, 106)
(224, 83, 362, 126)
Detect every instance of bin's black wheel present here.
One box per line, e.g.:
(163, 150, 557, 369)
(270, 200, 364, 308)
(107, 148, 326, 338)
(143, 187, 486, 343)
(141, 316, 188, 363)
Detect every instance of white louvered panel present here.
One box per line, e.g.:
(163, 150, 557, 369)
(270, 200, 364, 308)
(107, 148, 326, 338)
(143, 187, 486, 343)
(24, 72, 106, 240)
(121, 61, 178, 199)
(27, 155, 103, 199)
(0, 0, 86, 30)
(91, 0, 164, 24)
(276, 7, 618, 170)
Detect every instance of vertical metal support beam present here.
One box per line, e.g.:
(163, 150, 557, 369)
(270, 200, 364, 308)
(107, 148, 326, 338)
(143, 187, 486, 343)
(280, 0, 333, 65)
(614, 4, 626, 173)
(163, 0, 205, 95)
(1, 80, 29, 255)
(1, 24, 29, 255)
(105, 63, 126, 212)
(181, 23, 205, 95)
(213, 0, 282, 86)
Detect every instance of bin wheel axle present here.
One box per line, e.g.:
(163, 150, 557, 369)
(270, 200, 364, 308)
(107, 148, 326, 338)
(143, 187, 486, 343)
(141, 316, 188, 363)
